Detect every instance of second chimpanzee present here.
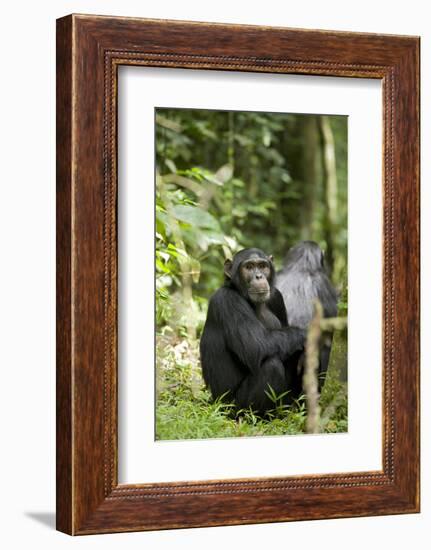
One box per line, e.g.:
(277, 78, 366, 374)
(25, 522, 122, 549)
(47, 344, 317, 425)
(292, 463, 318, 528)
(200, 248, 305, 413)
(276, 241, 338, 397)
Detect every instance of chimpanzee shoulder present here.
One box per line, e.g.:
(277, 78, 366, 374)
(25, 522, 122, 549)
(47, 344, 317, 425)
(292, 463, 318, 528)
(206, 285, 252, 323)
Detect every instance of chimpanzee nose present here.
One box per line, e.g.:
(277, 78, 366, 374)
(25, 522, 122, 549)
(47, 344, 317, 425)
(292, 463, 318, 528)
(255, 273, 263, 279)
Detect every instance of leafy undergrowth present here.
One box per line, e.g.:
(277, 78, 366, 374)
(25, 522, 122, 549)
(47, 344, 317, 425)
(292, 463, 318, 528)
(155, 330, 348, 441)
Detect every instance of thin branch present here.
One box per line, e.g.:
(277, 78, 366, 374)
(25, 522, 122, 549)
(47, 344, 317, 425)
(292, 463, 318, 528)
(304, 301, 323, 434)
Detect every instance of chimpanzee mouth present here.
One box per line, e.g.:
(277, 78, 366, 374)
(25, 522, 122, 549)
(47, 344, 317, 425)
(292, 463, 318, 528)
(249, 290, 270, 302)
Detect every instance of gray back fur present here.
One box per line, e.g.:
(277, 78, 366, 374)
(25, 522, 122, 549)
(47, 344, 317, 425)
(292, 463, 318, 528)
(276, 241, 338, 328)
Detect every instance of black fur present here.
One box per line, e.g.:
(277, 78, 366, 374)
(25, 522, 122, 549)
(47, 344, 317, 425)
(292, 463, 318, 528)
(276, 241, 338, 396)
(200, 248, 305, 413)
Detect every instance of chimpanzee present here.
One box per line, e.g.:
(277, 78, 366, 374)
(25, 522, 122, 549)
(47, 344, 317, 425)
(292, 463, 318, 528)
(200, 248, 305, 413)
(276, 241, 338, 397)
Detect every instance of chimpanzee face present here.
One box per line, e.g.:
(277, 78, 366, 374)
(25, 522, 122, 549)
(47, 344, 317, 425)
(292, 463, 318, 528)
(224, 249, 275, 304)
(239, 254, 272, 304)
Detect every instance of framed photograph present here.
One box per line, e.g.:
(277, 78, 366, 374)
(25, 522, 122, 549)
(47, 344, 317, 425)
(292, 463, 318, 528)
(56, 14, 420, 535)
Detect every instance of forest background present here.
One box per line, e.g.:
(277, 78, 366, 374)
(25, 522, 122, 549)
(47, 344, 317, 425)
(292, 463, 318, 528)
(155, 108, 348, 440)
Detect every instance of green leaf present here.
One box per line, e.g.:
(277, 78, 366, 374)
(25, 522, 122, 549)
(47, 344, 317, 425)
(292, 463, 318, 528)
(215, 164, 233, 183)
(171, 205, 221, 231)
(155, 258, 171, 274)
(164, 158, 177, 173)
(158, 251, 170, 263)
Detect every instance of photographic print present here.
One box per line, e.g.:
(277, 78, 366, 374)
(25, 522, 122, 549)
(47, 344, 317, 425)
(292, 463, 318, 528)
(155, 107, 348, 441)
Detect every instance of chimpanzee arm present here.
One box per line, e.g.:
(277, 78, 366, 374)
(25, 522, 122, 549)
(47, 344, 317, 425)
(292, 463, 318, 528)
(316, 272, 339, 317)
(210, 287, 304, 374)
(268, 287, 288, 326)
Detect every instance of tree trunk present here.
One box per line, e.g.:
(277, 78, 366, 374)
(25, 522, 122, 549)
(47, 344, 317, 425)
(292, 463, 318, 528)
(300, 116, 320, 240)
(319, 115, 338, 275)
(304, 301, 323, 434)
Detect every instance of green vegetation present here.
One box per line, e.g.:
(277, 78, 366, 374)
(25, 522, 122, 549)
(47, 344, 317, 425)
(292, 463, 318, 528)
(156, 328, 347, 440)
(155, 108, 348, 440)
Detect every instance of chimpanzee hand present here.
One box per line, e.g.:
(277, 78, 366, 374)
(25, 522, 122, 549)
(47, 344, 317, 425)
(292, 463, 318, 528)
(277, 326, 306, 359)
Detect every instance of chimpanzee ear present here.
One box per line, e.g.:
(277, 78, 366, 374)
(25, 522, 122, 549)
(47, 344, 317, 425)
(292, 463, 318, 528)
(268, 255, 274, 263)
(224, 258, 233, 279)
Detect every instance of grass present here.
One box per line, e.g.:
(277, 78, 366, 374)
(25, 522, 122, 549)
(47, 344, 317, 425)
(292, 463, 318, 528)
(155, 329, 348, 441)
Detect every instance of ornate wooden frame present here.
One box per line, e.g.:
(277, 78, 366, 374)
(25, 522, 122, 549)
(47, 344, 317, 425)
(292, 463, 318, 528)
(56, 14, 420, 535)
